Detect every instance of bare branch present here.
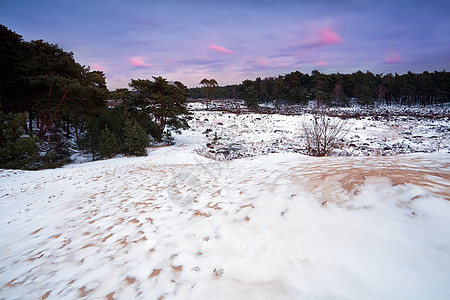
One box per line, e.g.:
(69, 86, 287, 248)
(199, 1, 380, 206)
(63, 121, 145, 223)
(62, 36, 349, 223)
(302, 107, 350, 156)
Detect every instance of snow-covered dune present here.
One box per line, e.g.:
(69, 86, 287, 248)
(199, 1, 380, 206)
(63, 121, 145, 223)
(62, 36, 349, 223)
(1, 146, 449, 299)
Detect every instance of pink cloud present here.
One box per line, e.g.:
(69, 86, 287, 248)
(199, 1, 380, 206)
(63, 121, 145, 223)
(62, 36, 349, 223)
(315, 61, 328, 66)
(317, 29, 343, 46)
(245, 56, 268, 66)
(384, 53, 402, 64)
(128, 57, 152, 67)
(289, 28, 343, 53)
(208, 43, 234, 54)
(91, 63, 105, 71)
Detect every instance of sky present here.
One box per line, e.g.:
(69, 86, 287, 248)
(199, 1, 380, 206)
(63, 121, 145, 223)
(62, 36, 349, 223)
(1, 0, 449, 90)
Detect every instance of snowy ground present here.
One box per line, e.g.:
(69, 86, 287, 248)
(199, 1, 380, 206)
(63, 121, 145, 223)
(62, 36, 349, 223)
(188, 107, 449, 160)
(1, 109, 450, 299)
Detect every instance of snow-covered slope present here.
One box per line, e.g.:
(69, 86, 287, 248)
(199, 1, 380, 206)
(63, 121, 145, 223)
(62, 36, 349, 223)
(1, 135, 449, 299)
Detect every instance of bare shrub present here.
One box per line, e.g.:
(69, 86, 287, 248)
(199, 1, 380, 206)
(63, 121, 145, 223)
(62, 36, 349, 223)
(302, 107, 350, 156)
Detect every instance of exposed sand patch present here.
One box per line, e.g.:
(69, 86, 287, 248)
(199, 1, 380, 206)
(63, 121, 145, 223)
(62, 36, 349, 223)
(290, 155, 450, 204)
(150, 269, 161, 278)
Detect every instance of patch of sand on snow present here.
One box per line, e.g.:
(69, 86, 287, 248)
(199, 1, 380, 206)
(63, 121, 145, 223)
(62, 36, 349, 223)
(291, 155, 450, 204)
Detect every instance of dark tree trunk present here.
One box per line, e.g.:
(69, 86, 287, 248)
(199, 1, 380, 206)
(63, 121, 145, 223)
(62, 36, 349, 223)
(28, 110, 33, 133)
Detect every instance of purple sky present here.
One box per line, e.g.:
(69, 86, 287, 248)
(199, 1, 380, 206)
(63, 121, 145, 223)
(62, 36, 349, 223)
(1, 0, 449, 90)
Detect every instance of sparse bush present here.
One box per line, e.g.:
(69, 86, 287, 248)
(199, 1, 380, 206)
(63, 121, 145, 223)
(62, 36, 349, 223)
(302, 107, 350, 156)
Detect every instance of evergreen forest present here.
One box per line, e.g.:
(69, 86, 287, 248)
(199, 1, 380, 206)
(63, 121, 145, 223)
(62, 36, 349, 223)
(0, 25, 190, 169)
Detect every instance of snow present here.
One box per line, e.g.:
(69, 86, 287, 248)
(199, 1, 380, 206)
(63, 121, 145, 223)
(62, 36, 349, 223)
(189, 108, 449, 159)
(1, 108, 450, 299)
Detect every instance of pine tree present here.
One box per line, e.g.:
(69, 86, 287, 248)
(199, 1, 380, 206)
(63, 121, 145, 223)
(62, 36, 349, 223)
(100, 126, 119, 159)
(0, 112, 39, 169)
(242, 84, 259, 109)
(128, 76, 190, 142)
(124, 118, 150, 156)
(199, 78, 218, 109)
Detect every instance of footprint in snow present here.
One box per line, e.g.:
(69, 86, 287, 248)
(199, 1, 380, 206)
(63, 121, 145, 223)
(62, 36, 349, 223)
(187, 282, 196, 289)
(191, 266, 201, 272)
(213, 268, 224, 277)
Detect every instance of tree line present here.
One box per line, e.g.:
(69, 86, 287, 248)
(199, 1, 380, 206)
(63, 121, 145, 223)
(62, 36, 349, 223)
(0, 25, 190, 169)
(190, 70, 450, 108)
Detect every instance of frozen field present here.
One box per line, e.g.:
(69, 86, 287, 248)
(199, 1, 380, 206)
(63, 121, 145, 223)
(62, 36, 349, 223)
(1, 108, 450, 299)
(189, 106, 449, 160)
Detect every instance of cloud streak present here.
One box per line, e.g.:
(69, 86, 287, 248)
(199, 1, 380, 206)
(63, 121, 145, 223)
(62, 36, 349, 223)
(273, 27, 345, 61)
(128, 57, 152, 68)
(302, 28, 344, 49)
(2, 0, 448, 88)
(317, 29, 343, 46)
(245, 56, 269, 66)
(315, 61, 328, 66)
(384, 54, 402, 64)
(91, 63, 105, 71)
(208, 43, 234, 54)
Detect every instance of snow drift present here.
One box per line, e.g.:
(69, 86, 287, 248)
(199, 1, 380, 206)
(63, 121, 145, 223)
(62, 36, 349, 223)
(1, 143, 449, 299)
